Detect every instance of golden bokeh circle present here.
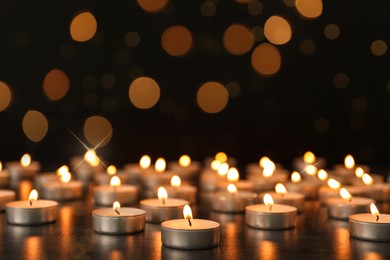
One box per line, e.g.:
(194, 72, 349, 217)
(264, 15, 292, 45)
(43, 69, 70, 101)
(371, 40, 387, 56)
(137, 0, 169, 13)
(324, 24, 340, 40)
(161, 26, 193, 57)
(251, 43, 282, 76)
(197, 82, 229, 114)
(0, 81, 12, 112)
(70, 11, 97, 42)
(296, 0, 323, 19)
(22, 110, 49, 142)
(83, 115, 113, 147)
(223, 24, 254, 55)
(129, 77, 161, 109)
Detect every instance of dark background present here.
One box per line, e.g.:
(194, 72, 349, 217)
(1, 0, 390, 170)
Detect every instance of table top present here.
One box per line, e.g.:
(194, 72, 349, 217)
(1, 180, 390, 260)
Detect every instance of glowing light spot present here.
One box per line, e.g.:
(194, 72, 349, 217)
(264, 16, 292, 45)
(0, 81, 12, 112)
(217, 162, 229, 176)
(295, 0, 323, 19)
(137, 0, 169, 13)
(197, 82, 229, 114)
(21, 154, 31, 167)
(291, 171, 301, 183)
(324, 24, 340, 40)
(305, 165, 317, 175)
(327, 178, 341, 190)
(251, 43, 282, 76)
(223, 24, 254, 55)
(129, 77, 160, 109)
(340, 188, 352, 201)
(227, 167, 240, 182)
(70, 11, 97, 42)
(211, 160, 221, 171)
(140, 155, 151, 169)
(215, 152, 228, 163)
(110, 176, 121, 187)
(355, 167, 364, 178)
(227, 184, 237, 194)
(179, 155, 191, 167)
(275, 183, 287, 194)
(43, 69, 70, 101)
(344, 155, 355, 169)
(317, 169, 328, 181)
(107, 165, 117, 175)
(362, 173, 373, 186)
(171, 175, 181, 187)
(57, 165, 69, 176)
(303, 151, 316, 164)
(371, 40, 387, 56)
(161, 26, 193, 57)
(22, 110, 49, 142)
(155, 158, 166, 172)
(83, 115, 113, 148)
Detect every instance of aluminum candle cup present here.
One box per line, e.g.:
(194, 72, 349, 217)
(159, 186, 197, 205)
(199, 170, 222, 192)
(327, 197, 374, 220)
(0, 171, 10, 188)
(41, 181, 83, 201)
(123, 163, 147, 184)
(140, 170, 174, 190)
(247, 172, 289, 193)
(218, 180, 254, 192)
(292, 157, 326, 173)
(6, 200, 58, 225)
(262, 192, 305, 213)
(161, 219, 220, 249)
(212, 191, 254, 213)
(34, 173, 58, 190)
(92, 207, 146, 234)
(94, 171, 131, 185)
(284, 182, 319, 200)
(349, 213, 390, 241)
(0, 190, 15, 211)
(245, 204, 297, 230)
(6, 161, 41, 182)
(140, 198, 189, 223)
(93, 185, 138, 206)
(168, 161, 201, 180)
(361, 184, 390, 201)
(319, 186, 363, 204)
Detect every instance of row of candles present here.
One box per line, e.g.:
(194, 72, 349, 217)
(1, 151, 390, 249)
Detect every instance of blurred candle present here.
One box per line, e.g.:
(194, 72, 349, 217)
(41, 170, 83, 201)
(261, 183, 305, 213)
(0, 162, 10, 188)
(93, 176, 138, 206)
(212, 184, 255, 213)
(157, 175, 197, 204)
(6, 154, 41, 182)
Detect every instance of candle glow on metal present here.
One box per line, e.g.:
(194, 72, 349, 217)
(113, 201, 120, 215)
(155, 158, 166, 172)
(0, 161, 2, 172)
(339, 187, 352, 201)
(355, 167, 364, 178)
(217, 162, 229, 176)
(362, 173, 373, 186)
(56, 165, 69, 176)
(183, 204, 193, 226)
(291, 171, 302, 183)
(28, 189, 38, 206)
(275, 183, 287, 195)
(211, 160, 221, 171)
(60, 171, 71, 183)
(215, 152, 228, 163)
(21, 154, 31, 167)
(179, 155, 191, 167)
(327, 178, 341, 190)
(317, 169, 328, 181)
(110, 176, 121, 187)
(262, 160, 275, 177)
(227, 183, 237, 194)
(370, 203, 380, 221)
(263, 193, 274, 210)
(303, 151, 316, 164)
(170, 175, 181, 187)
(140, 155, 151, 169)
(158, 186, 168, 205)
(227, 167, 239, 182)
(107, 165, 117, 175)
(344, 155, 355, 170)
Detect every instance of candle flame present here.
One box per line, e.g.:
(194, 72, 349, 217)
(110, 176, 121, 187)
(344, 154, 355, 169)
(170, 175, 181, 187)
(179, 155, 191, 167)
(140, 155, 151, 169)
(210, 159, 221, 171)
(113, 201, 121, 215)
(291, 171, 302, 183)
(217, 162, 229, 176)
(327, 178, 341, 190)
(227, 167, 239, 182)
(183, 205, 193, 226)
(262, 160, 275, 177)
(155, 157, 166, 172)
(227, 183, 237, 194)
(317, 169, 328, 181)
(0, 161, 2, 172)
(303, 151, 316, 164)
(56, 165, 69, 176)
(263, 193, 274, 206)
(60, 171, 71, 183)
(84, 149, 97, 164)
(370, 203, 380, 217)
(355, 167, 364, 178)
(275, 183, 287, 195)
(305, 165, 317, 176)
(215, 152, 227, 163)
(158, 186, 168, 203)
(28, 189, 38, 205)
(21, 154, 31, 167)
(340, 187, 352, 201)
(259, 156, 271, 168)
(362, 173, 373, 186)
(107, 165, 117, 175)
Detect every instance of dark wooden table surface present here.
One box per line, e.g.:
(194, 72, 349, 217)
(1, 179, 390, 260)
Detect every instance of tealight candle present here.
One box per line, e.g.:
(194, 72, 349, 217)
(327, 188, 374, 220)
(262, 183, 305, 213)
(70, 150, 104, 183)
(0, 189, 15, 211)
(94, 165, 131, 185)
(123, 155, 152, 184)
(212, 184, 255, 213)
(140, 187, 189, 223)
(0, 162, 10, 188)
(161, 205, 220, 249)
(203, 152, 237, 169)
(168, 155, 201, 182)
(332, 155, 369, 185)
(361, 183, 390, 201)
(93, 176, 138, 206)
(6, 189, 58, 225)
(157, 175, 197, 204)
(319, 178, 363, 204)
(349, 203, 390, 241)
(217, 167, 254, 192)
(92, 201, 146, 234)
(199, 162, 229, 192)
(6, 154, 41, 182)
(245, 193, 297, 230)
(284, 171, 319, 200)
(140, 158, 174, 190)
(292, 151, 326, 173)
(41, 170, 83, 201)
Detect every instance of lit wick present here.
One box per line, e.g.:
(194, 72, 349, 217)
(162, 198, 165, 205)
(269, 205, 273, 211)
(29, 200, 32, 206)
(186, 217, 192, 226)
(376, 215, 379, 222)
(349, 198, 352, 203)
(115, 209, 120, 215)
